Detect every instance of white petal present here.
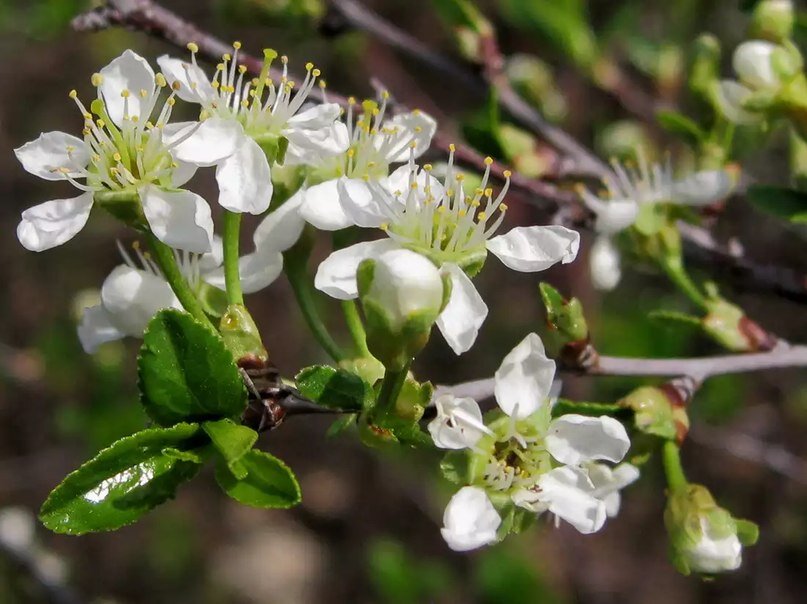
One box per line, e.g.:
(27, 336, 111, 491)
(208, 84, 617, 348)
(299, 179, 353, 230)
(338, 177, 390, 228)
(487, 225, 580, 272)
(14, 132, 88, 181)
(253, 189, 306, 253)
(440, 486, 501, 552)
(287, 103, 342, 129)
(386, 164, 445, 200)
(588, 462, 640, 517)
(428, 394, 491, 450)
(140, 185, 213, 253)
(546, 415, 631, 465)
(17, 192, 94, 252)
(170, 160, 197, 188)
(590, 236, 622, 291)
(583, 195, 638, 235)
(285, 122, 351, 166)
(314, 239, 397, 299)
(99, 50, 156, 125)
(493, 332, 555, 418)
(156, 55, 215, 104)
(733, 40, 779, 89)
(216, 138, 273, 214)
(436, 264, 488, 355)
(537, 466, 606, 534)
(672, 169, 737, 206)
(167, 119, 243, 166)
(715, 81, 761, 125)
(101, 265, 180, 336)
(204, 248, 284, 295)
(383, 111, 438, 162)
(77, 305, 125, 353)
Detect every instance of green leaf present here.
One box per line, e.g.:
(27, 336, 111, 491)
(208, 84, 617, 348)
(295, 365, 372, 411)
(215, 449, 301, 508)
(656, 111, 705, 145)
(648, 309, 703, 327)
(138, 309, 247, 426)
(40, 423, 204, 534)
(747, 185, 807, 222)
(326, 413, 357, 437)
(440, 450, 470, 485)
(203, 418, 258, 480)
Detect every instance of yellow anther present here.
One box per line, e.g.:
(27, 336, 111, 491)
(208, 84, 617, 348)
(82, 112, 92, 120)
(319, 80, 327, 88)
(139, 89, 148, 98)
(458, 210, 467, 217)
(502, 170, 512, 178)
(348, 96, 356, 105)
(477, 211, 487, 221)
(456, 173, 465, 181)
(414, 126, 422, 133)
(484, 187, 493, 197)
(90, 73, 103, 86)
(281, 55, 288, 64)
(113, 152, 122, 162)
(410, 182, 418, 189)
(449, 143, 456, 152)
(346, 148, 355, 158)
(212, 81, 220, 89)
(120, 89, 131, 98)
(216, 63, 225, 71)
(305, 62, 314, 71)
(412, 108, 421, 115)
(167, 98, 176, 106)
(423, 164, 433, 171)
(223, 53, 231, 62)
(499, 203, 508, 212)
(409, 142, 417, 149)
(156, 73, 167, 87)
(187, 42, 199, 53)
(381, 90, 390, 99)
(83, 128, 91, 136)
(233, 41, 242, 50)
(238, 65, 247, 74)
(172, 81, 181, 91)
(380, 222, 389, 231)
(312, 68, 321, 77)
(97, 119, 106, 128)
(69, 89, 78, 99)
(132, 241, 141, 250)
(484, 156, 493, 166)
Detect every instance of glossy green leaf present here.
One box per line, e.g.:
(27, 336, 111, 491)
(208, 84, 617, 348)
(215, 450, 301, 508)
(138, 309, 247, 426)
(747, 185, 807, 222)
(295, 365, 372, 411)
(40, 423, 204, 534)
(203, 418, 258, 480)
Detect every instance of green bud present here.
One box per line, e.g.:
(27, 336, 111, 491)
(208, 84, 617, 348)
(497, 124, 551, 178)
(665, 484, 757, 575)
(506, 54, 568, 122)
(431, 0, 493, 63)
(702, 296, 776, 352)
(618, 385, 689, 442)
(394, 375, 434, 423)
(357, 249, 449, 371)
(689, 34, 721, 104)
(219, 304, 268, 362)
(539, 283, 593, 366)
(750, 0, 795, 43)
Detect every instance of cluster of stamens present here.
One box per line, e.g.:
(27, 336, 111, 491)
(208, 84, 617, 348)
(117, 240, 204, 289)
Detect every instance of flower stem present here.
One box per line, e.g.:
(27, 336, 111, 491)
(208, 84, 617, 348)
(552, 399, 628, 418)
(284, 235, 345, 362)
(661, 258, 708, 311)
(374, 360, 411, 423)
(342, 300, 370, 357)
(222, 210, 244, 306)
(662, 440, 688, 492)
(144, 233, 214, 329)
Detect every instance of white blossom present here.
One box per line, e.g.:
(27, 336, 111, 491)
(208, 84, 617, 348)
(440, 486, 501, 552)
(314, 152, 579, 354)
(681, 516, 743, 573)
(14, 51, 214, 253)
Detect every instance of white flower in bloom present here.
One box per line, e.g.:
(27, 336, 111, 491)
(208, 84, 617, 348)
(440, 486, 501, 552)
(298, 96, 437, 230)
(428, 394, 493, 450)
(315, 152, 579, 354)
(77, 197, 300, 352)
(14, 50, 215, 253)
(363, 248, 445, 331)
(158, 43, 349, 214)
(580, 151, 737, 290)
(435, 334, 632, 549)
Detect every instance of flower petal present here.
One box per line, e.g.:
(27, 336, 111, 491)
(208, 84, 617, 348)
(493, 332, 555, 418)
(204, 248, 284, 295)
(383, 111, 437, 162)
(215, 137, 273, 214)
(537, 466, 606, 534)
(337, 177, 395, 229)
(487, 225, 580, 272)
(99, 50, 156, 125)
(285, 121, 351, 166)
(546, 415, 631, 465)
(156, 55, 215, 104)
(286, 103, 342, 129)
(101, 265, 180, 336)
(672, 168, 737, 206)
(715, 80, 761, 125)
(436, 264, 489, 355)
(17, 192, 94, 252)
(440, 486, 501, 552)
(428, 394, 491, 449)
(14, 131, 88, 181)
(140, 185, 214, 253)
(77, 305, 125, 353)
(170, 160, 197, 188)
(314, 239, 397, 300)
(590, 236, 622, 291)
(299, 179, 353, 231)
(253, 189, 306, 253)
(167, 118, 243, 166)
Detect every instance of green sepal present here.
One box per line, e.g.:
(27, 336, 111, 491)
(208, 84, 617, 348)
(203, 418, 258, 480)
(138, 309, 247, 426)
(618, 386, 686, 441)
(219, 304, 268, 361)
(214, 449, 301, 509)
(295, 365, 373, 412)
(39, 423, 204, 534)
(736, 519, 760, 546)
(197, 282, 229, 318)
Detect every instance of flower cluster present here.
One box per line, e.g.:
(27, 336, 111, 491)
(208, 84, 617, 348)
(430, 333, 637, 551)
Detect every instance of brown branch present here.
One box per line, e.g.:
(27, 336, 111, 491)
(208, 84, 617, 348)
(437, 343, 807, 400)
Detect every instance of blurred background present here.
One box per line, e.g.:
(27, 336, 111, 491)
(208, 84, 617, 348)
(1, 0, 807, 602)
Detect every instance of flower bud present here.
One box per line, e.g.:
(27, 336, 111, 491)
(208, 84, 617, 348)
(702, 298, 776, 352)
(665, 484, 758, 575)
(358, 249, 450, 370)
(590, 236, 622, 291)
(750, 0, 794, 43)
(618, 385, 689, 443)
(539, 283, 594, 368)
(733, 40, 782, 89)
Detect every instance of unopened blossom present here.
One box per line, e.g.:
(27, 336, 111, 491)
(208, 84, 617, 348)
(315, 151, 579, 354)
(77, 199, 301, 352)
(158, 43, 349, 214)
(433, 333, 632, 550)
(15, 50, 215, 253)
(579, 151, 738, 290)
(440, 486, 501, 552)
(298, 95, 437, 230)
